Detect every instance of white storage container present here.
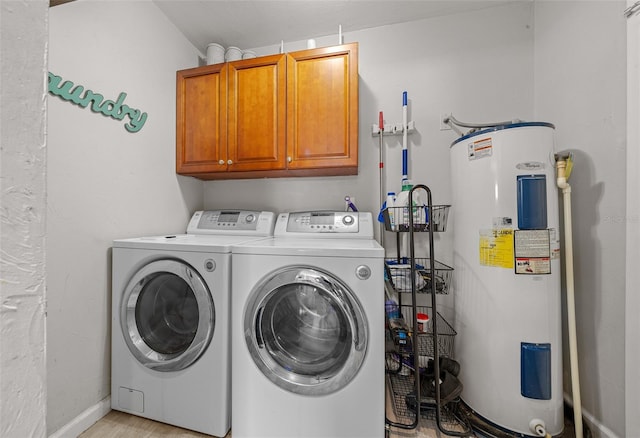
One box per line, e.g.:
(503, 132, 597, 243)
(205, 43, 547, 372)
(206, 43, 225, 65)
(225, 46, 242, 61)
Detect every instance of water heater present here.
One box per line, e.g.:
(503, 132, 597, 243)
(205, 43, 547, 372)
(450, 123, 563, 436)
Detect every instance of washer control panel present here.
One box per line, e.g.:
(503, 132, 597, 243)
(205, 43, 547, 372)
(187, 210, 276, 236)
(275, 211, 374, 238)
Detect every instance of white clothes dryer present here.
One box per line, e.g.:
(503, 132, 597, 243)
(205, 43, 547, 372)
(111, 210, 275, 437)
(231, 211, 385, 438)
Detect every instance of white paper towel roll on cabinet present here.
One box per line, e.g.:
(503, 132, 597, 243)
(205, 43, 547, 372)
(206, 43, 225, 65)
(225, 46, 242, 61)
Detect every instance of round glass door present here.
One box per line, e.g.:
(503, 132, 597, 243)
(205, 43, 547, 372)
(244, 266, 367, 395)
(121, 259, 214, 372)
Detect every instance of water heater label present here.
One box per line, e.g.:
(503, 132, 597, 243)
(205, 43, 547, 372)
(468, 137, 493, 161)
(515, 257, 550, 274)
(479, 229, 514, 268)
(492, 217, 513, 227)
(514, 230, 551, 274)
(549, 228, 561, 260)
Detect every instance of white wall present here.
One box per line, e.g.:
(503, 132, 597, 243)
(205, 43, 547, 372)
(534, 2, 626, 436)
(626, 0, 640, 433)
(39, 0, 628, 435)
(203, 1, 535, 260)
(202, 2, 535, 325)
(0, 1, 48, 436)
(47, 0, 203, 434)
(201, 1, 628, 435)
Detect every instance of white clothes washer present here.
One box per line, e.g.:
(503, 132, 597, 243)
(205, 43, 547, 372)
(111, 210, 275, 437)
(231, 211, 385, 438)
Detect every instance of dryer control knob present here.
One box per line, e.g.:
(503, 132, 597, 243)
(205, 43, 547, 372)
(343, 215, 355, 226)
(245, 214, 255, 223)
(204, 259, 216, 272)
(355, 265, 371, 280)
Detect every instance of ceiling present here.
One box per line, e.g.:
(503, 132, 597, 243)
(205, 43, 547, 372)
(152, 0, 514, 54)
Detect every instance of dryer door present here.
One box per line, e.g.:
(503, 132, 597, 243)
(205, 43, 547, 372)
(244, 266, 367, 395)
(121, 259, 214, 371)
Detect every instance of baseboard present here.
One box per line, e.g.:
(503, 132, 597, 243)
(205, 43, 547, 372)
(564, 394, 620, 438)
(49, 396, 111, 438)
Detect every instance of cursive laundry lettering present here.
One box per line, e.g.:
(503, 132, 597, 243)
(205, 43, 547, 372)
(48, 72, 148, 133)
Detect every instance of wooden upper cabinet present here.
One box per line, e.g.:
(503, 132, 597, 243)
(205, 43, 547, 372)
(228, 54, 287, 172)
(286, 43, 358, 173)
(176, 63, 227, 174)
(176, 43, 359, 179)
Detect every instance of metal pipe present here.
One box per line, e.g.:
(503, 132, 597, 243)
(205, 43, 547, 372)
(442, 114, 522, 135)
(556, 156, 583, 438)
(625, 1, 640, 18)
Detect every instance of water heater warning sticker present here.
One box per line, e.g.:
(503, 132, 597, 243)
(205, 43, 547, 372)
(514, 230, 551, 274)
(515, 258, 550, 274)
(468, 137, 493, 161)
(479, 229, 514, 268)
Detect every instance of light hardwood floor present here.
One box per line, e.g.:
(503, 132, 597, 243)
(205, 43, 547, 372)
(79, 409, 445, 438)
(80, 383, 449, 438)
(79, 410, 231, 438)
(81, 408, 578, 438)
(81, 382, 577, 438)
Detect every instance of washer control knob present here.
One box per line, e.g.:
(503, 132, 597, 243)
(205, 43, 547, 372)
(355, 265, 371, 280)
(204, 259, 216, 272)
(245, 214, 255, 223)
(343, 215, 355, 226)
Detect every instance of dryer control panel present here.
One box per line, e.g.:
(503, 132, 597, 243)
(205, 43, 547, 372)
(275, 211, 374, 238)
(187, 210, 276, 236)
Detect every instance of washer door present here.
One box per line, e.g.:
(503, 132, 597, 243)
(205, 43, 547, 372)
(244, 266, 367, 395)
(121, 259, 214, 372)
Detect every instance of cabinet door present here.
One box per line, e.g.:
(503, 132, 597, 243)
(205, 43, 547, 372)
(228, 54, 287, 172)
(286, 43, 358, 173)
(176, 64, 228, 175)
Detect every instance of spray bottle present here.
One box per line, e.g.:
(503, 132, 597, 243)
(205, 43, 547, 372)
(385, 192, 396, 230)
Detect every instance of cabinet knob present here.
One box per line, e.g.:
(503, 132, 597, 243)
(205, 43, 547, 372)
(287, 157, 292, 163)
(227, 160, 233, 165)
(218, 160, 225, 165)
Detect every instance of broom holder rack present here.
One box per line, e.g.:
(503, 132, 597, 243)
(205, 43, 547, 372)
(371, 120, 416, 136)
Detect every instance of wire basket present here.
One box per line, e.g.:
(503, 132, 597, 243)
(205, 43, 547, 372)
(385, 372, 469, 429)
(385, 312, 467, 432)
(385, 259, 453, 294)
(399, 306, 457, 359)
(382, 205, 450, 232)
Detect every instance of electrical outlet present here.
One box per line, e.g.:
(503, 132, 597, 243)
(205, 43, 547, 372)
(440, 113, 452, 131)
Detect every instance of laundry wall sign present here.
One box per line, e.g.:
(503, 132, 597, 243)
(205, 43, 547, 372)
(48, 72, 148, 133)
